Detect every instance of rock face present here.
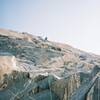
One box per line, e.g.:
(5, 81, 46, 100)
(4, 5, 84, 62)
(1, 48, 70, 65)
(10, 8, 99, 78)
(51, 74, 81, 100)
(0, 28, 100, 100)
(0, 55, 18, 82)
(86, 77, 100, 100)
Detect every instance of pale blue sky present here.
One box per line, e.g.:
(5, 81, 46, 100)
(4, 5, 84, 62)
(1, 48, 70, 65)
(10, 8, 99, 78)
(0, 0, 100, 54)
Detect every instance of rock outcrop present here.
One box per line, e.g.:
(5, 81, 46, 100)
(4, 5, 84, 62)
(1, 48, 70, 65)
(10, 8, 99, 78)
(0, 55, 18, 87)
(0, 28, 100, 100)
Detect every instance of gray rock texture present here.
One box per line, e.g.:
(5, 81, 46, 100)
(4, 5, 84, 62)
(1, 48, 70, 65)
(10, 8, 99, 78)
(0, 28, 100, 100)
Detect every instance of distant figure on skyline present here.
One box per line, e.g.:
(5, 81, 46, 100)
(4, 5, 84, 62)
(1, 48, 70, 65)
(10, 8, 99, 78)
(44, 36, 48, 41)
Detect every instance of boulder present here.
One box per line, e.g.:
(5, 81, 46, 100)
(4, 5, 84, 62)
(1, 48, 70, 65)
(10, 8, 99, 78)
(0, 55, 18, 81)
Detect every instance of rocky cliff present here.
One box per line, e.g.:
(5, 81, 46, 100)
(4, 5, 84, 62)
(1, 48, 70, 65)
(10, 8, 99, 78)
(0, 28, 100, 100)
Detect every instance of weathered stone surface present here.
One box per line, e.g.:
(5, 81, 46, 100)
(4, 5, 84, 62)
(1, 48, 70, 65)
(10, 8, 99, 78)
(0, 29, 100, 100)
(86, 77, 100, 100)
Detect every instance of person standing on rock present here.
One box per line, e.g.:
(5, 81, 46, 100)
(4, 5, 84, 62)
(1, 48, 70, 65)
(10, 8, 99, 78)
(44, 36, 48, 41)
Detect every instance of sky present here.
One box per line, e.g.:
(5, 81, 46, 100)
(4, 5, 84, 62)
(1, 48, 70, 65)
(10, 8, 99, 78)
(0, 0, 100, 54)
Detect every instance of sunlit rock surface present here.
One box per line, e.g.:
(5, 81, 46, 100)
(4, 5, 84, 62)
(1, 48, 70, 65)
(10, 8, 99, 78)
(0, 28, 100, 100)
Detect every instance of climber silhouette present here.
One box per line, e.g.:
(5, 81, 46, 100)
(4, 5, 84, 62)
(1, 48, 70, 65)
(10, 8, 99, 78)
(44, 37, 48, 41)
